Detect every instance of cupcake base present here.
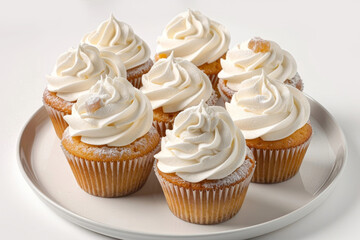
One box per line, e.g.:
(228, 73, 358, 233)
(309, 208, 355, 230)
(44, 103, 69, 139)
(61, 127, 161, 197)
(152, 120, 174, 138)
(43, 89, 73, 139)
(198, 54, 226, 96)
(127, 59, 153, 89)
(247, 123, 312, 183)
(218, 79, 235, 103)
(154, 157, 255, 224)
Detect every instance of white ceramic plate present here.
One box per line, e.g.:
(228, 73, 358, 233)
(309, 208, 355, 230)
(17, 96, 347, 240)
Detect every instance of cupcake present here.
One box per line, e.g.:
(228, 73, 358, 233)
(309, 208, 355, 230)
(218, 37, 303, 103)
(43, 43, 126, 139)
(225, 71, 311, 183)
(154, 101, 255, 224)
(156, 9, 230, 93)
(141, 53, 218, 137)
(61, 75, 160, 197)
(82, 15, 152, 89)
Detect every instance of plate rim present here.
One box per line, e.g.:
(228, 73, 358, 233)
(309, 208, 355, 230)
(17, 95, 348, 240)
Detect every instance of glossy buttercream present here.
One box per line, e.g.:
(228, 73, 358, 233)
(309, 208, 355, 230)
(156, 9, 230, 66)
(155, 101, 247, 182)
(46, 44, 126, 102)
(82, 15, 151, 70)
(219, 39, 297, 91)
(141, 53, 212, 113)
(64, 75, 153, 146)
(225, 71, 310, 141)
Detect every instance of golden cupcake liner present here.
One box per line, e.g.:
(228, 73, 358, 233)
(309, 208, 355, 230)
(43, 103, 69, 139)
(152, 120, 174, 137)
(128, 75, 143, 89)
(250, 137, 311, 183)
(154, 163, 254, 224)
(127, 59, 153, 89)
(207, 73, 221, 97)
(207, 73, 220, 90)
(61, 142, 161, 197)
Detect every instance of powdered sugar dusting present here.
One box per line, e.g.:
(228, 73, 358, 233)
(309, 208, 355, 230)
(205, 90, 219, 106)
(127, 59, 153, 77)
(202, 158, 254, 188)
(63, 126, 160, 160)
(43, 89, 74, 112)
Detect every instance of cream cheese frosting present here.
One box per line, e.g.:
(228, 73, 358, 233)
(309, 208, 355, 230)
(218, 38, 297, 91)
(64, 75, 153, 147)
(155, 101, 248, 183)
(156, 9, 230, 66)
(46, 44, 126, 102)
(225, 71, 310, 141)
(141, 53, 212, 113)
(82, 15, 151, 70)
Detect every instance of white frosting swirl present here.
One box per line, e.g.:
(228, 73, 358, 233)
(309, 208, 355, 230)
(156, 9, 230, 66)
(64, 76, 153, 146)
(218, 39, 297, 91)
(46, 44, 126, 102)
(82, 15, 151, 70)
(141, 53, 212, 113)
(155, 101, 247, 183)
(225, 71, 310, 141)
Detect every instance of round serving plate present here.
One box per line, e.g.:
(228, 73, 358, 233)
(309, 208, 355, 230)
(17, 96, 347, 240)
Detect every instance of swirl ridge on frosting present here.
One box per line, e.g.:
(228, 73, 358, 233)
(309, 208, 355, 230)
(155, 101, 247, 182)
(141, 53, 212, 113)
(218, 38, 297, 91)
(82, 15, 151, 70)
(225, 71, 310, 141)
(156, 9, 230, 66)
(46, 43, 126, 102)
(64, 75, 153, 146)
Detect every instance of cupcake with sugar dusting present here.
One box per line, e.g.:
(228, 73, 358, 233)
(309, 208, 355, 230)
(82, 14, 152, 88)
(155, 9, 230, 93)
(141, 53, 218, 136)
(218, 37, 303, 102)
(154, 101, 255, 224)
(225, 71, 311, 183)
(61, 75, 160, 197)
(43, 43, 126, 139)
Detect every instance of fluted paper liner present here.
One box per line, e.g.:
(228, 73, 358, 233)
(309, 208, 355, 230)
(207, 73, 221, 97)
(152, 120, 174, 137)
(250, 137, 311, 183)
(127, 59, 153, 89)
(62, 142, 160, 197)
(154, 159, 255, 224)
(44, 103, 69, 139)
(128, 75, 143, 89)
(207, 73, 219, 89)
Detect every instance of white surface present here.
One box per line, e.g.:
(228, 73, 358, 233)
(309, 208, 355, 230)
(1, 0, 359, 239)
(17, 101, 346, 239)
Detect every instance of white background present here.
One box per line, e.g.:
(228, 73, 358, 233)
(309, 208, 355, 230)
(1, 0, 360, 239)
